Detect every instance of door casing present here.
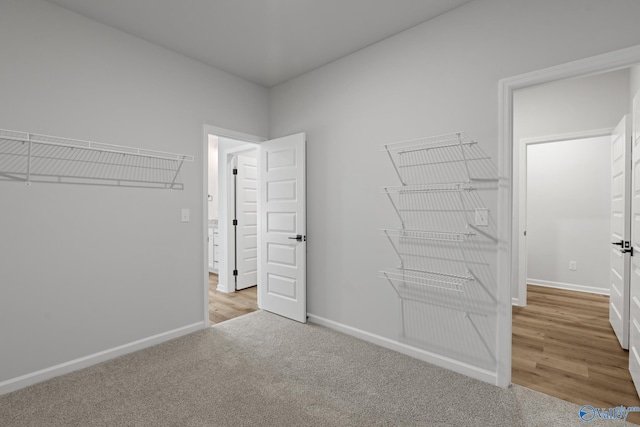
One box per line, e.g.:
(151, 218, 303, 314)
(202, 124, 265, 325)
(513, 128, 614, 307)
(497, 44, 640, 388)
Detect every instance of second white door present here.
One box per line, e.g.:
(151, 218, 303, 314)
(235, 153, 258, 290)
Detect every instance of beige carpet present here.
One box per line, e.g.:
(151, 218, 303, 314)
(0, 311, 633, 426)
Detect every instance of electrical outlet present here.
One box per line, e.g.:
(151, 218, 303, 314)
(569, 261, 577, 271)
(475, 208, 489, 227)
(181, 208, 190, 223)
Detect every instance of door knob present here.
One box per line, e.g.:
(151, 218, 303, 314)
(288, 235, 306, 242)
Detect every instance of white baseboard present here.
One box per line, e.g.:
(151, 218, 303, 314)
(527, 278, 609, 296)
(0, 321, 206, 396)
(512, 297, 521, 306)
(307, 314, 497, 386)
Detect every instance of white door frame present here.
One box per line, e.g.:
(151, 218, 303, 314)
(513, 128, 614, 306)
(202, 124, 266, 325)
(497, 44, 640, 388)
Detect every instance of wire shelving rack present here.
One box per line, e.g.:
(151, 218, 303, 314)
(379, 131, 497, 363)
(0, 128, 194, 189)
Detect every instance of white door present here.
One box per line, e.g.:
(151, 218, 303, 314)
(258, 133, 306, 323)
(236, 153, 258, 290)
(610, 114, 631, 349)
(630, 92, 640, 396)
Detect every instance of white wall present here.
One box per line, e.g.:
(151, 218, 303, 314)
(514, 70, 630, 143)
(268, 0, 640, 382)
(208, 135, 219, 219)
(512, 70, 630, 301)
(0, 0, 268, 387)
(527, 137, 611, 293)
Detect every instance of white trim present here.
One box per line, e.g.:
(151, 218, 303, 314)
(497, 43, 640, 389)
(308, 314, 497, 385)
(0, 321, 205, 396)
(520, 128, 615, 145)
(496, 77, 513, 389)
(203, 124, 267, 144)
(527, 278, 610, 296)
(201, 124, 265, 325)
(511, 298, 520, 306)
(514, 129, 614, 307)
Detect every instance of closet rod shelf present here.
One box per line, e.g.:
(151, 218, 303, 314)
(0, 128, 194, 189)
(380, 228, 474, 242)
(381, 182, 475, 194)
(381, 132, 476, 154)
(0, 129, 194, 161)
(379, 268, 472, 292)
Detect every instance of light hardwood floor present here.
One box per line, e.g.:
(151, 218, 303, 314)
(512, 285, 640, 424)
(208, 273, 258, 325)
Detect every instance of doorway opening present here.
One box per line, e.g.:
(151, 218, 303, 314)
(497, 46, 640, 389)
(508, 65, 640, 417)
(205, 130, 261, 325)
(202, 128, 308, 326)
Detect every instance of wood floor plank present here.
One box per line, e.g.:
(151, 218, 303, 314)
(208, 273, 258, 325)
(512, 356, 537, 371)
(513, 285, 640, 425)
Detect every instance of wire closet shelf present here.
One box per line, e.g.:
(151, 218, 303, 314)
(380, 228, 475, 242)
(380, 131, 477, 154)
(380, 268, 472, 293)
(379, 132, 498, 298)
(379, 131, 482, 296)
(380, 182, 475, 193)
(379, 131, 498, 364)
(0, 128, 194, 189)
(379, 131, 495, 188)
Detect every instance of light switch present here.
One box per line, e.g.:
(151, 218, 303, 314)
(181, 208, 190, 223)
(475, 208, 489, 227)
